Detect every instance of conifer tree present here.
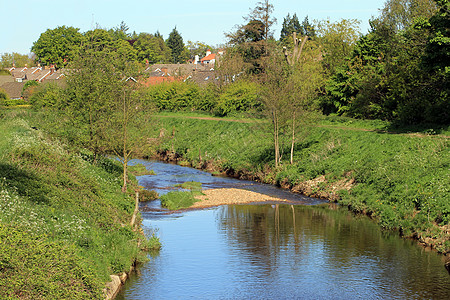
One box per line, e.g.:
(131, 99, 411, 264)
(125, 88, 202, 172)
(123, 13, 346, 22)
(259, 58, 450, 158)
(166, 27, 186, 63)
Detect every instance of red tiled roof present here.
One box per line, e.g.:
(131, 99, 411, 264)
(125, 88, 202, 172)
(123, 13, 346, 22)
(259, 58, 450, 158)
(141, 76, 176, 86)
(200, 53, 216, 62)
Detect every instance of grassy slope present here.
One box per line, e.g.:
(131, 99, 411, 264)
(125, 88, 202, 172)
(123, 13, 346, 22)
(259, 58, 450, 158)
(0, 112, 151, 299)
(154, 112, 450, 253)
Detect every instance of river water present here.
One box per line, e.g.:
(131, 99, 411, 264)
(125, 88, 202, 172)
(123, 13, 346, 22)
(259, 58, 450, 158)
(117, 160, 450, 299)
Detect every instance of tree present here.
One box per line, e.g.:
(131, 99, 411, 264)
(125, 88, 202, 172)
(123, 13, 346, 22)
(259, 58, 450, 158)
(301, 16, 316, 37)
(260, 44, 292, 167)
(323, 0, 446, 124)
(134, 33, 171, 64)
(32, 26, 85, 67)
(316, 19, 361, 74)
(0, 53, 35, 68)
(225, 0, 276, 74)
(107, 68, 155, 192)
(246, 0, 277, 42)
(166, 27, 188, 63)
(377, 0, 437, 32)
(84, 29, 137, 62)
(109, 21, 130, 40)
(64, 47, 123, 161)
(280, 13, 301, 42)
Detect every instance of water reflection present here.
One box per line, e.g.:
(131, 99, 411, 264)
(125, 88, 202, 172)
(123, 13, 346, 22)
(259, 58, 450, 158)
(118, 204, 450, 300)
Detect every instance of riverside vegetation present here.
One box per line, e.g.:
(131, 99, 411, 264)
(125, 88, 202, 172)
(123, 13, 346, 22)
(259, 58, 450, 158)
(153, 113, 450, 254)
(0, 110, 161, 299)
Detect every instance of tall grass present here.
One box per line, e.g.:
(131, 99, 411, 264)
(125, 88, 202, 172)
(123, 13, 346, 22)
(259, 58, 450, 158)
(0, 112, 157, 299)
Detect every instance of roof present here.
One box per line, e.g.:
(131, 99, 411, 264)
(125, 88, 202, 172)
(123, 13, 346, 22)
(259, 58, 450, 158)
(141, 76, 176, 86)
(0, 81, 25, 99)
(200, 53, 216, 62)
(186, 70, 218, 86)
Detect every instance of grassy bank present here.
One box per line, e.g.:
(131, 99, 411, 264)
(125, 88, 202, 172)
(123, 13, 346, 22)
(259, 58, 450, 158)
(153, 112, 450, 253)
(0, 111, 159, 299)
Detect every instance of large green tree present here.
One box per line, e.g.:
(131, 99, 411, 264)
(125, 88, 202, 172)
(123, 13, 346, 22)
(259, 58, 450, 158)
(226, 1, 276, 74)
(280, 13, 301, 43)
(323, 0, 447, 124)
(134, 33, 171, 64)
(32, 26, 85, 67)
(64, 47, 123, 161)
(166, 27, 188, 63)
(316, 18, 361, 75)
(83, 29, 137, 62)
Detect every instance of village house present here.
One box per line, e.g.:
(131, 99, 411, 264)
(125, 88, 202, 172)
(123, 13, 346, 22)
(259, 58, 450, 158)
(0, 64, 65, 99)
(143, 49, 223, 86)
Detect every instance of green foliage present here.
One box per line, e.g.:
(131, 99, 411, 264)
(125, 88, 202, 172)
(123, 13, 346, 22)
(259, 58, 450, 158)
(0, 52, 34, 68)
(322, 0, 448, 125)
(139, 189, 159, 202)
(160, 191, 201, 210)
(31, 26, 85, 67)
(215, 80, 262, 116)
(29, 82, 64, 108)
(166, 27, 188, 63)
(134, 32, 171, 64)
(280, 13, 302, 41)
(0, 114, 156, 298)
(0, 88, 7, 103)
(128, 163, 156, 176)
(316, 18, 361, 74)
(83, 29, 137, 62)
(145, 81, 216, 112)
(174, 181, 202, 192)
(0, 223, 103, 299)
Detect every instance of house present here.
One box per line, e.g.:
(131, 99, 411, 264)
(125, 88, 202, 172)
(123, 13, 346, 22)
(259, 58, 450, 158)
(0, 65, 65, 99)
(200, 50, 216, 67)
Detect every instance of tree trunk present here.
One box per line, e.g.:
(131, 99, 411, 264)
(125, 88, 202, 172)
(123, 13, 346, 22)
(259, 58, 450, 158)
(122, 157, 128, 193)
(130, 190, 139, 227)
(273, 110, 280, 168)
(290, 111, 296, 165)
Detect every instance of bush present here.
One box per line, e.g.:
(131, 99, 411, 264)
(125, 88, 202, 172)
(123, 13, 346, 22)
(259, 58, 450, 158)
(214, 80, 262, 116)
(29, 82, 64, 108)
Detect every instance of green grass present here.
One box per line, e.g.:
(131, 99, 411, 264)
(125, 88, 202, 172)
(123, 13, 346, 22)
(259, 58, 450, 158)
(0, 112, 159, 299)
(174, 181, 202, 191)
(129, 163, 156, 176)
(160, 191, 202, 210)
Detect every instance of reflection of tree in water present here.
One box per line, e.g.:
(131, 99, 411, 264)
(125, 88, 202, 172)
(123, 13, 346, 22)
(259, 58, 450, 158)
(216, 203, 450, 297)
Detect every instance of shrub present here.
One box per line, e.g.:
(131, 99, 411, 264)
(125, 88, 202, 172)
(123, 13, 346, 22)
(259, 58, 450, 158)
(214, 80, 262, 116)
(29, 82, 64, 108)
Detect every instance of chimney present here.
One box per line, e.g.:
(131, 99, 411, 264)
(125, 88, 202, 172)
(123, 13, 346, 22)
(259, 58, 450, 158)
(194, 55, 199, 65)
(206, 49, 211, 57)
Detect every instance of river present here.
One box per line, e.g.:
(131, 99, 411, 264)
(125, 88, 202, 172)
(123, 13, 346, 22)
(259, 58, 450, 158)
(117, 160, 450, 299)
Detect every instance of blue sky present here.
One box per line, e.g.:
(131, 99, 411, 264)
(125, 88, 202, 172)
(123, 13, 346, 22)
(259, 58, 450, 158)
(2, 0, 387, 55)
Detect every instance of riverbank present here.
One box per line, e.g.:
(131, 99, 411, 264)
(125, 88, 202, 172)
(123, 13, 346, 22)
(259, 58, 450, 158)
(152, 113, 450, 254)
(0, 113, 158, 299)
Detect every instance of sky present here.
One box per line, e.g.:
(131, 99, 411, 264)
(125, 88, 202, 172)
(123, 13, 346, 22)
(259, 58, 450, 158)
(1, 0, 387, 55)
